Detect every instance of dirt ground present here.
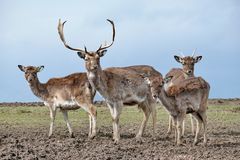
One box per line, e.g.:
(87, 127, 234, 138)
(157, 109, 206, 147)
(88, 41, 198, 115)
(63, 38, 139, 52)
(0, 121, 240, 160)
(0, 100, 240, 160)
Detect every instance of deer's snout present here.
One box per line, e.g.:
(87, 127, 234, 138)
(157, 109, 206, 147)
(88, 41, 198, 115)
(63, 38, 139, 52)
(27, 76, 34, 83)
(90, 65, 98, 70)
(187, 70, 193, 74)
(153, 94, 158, 99)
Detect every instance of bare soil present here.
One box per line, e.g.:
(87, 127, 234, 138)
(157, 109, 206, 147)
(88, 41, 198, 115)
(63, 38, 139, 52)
(0, 100, 240, 160)
(0, 122, 240, 159)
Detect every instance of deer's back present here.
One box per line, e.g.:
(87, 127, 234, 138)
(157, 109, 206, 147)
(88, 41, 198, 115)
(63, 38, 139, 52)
(45, 72, 95, 103)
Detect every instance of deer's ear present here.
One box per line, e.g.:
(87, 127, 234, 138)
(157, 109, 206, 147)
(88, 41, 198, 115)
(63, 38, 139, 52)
(98, 50, 107, 57)
(174, 55, 182, 63)
(77, 51, 86, 59)
(18, 65, 26, 72)
(37, 66, 44, 72)
(194, 56, 202, 63)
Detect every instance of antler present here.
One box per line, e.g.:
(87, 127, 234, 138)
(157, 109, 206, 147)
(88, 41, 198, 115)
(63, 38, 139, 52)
(192, 48, 197, 57)
(180, 51, 185, 57)
(97, 19, 115, 52)
(58, 19, 85, 52)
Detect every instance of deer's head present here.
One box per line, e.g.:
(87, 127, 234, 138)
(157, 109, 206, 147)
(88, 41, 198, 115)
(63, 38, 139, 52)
(18, 65, 44, 83)
(58, 19, 115, 72)
(174, 50, 202, 76)
(145, 76, 164, 101)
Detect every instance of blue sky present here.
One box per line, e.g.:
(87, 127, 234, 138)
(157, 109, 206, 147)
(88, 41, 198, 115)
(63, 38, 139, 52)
(1, 0, 239, 102)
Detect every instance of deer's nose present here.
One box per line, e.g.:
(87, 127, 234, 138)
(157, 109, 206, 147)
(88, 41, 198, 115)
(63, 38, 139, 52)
(28, 78, 33, 83)
(153, 94, 158, 99)
(187, 70, 192, 74)
(91, 65, 98, 70)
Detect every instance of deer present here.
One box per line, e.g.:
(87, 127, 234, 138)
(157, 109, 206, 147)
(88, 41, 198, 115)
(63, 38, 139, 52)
(57, 19, 162, 144)
(18, 65, 97, 138)
(166, 50, 203, 136)
(146, 61, 210, 146)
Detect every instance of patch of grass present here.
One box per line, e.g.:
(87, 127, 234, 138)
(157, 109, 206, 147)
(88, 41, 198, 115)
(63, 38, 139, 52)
(0, 104, 239, 130)
(207, 106, 240, 125)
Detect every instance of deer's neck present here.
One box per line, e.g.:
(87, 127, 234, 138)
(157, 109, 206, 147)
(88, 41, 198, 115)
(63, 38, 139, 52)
(87, 66, 108, 98)
(185, 73, 194, 78)
(159, 87, 177, 113)
(29, 78, 48, 101)
(182, 70, 194, 78)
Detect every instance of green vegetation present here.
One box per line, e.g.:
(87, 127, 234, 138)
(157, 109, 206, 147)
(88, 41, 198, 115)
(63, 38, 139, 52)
(0, 105, 239, 129)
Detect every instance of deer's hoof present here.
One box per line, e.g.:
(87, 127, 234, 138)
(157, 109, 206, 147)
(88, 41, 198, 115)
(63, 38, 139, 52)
(88, 134, 96, 140)
(193, 140, 198, 146)
(48, 134, 52, 138)
(70, 133, 75, 138)
(113, 139, 119, 145)
(135, 137, 143, 144)
(176, 141, 183, 146)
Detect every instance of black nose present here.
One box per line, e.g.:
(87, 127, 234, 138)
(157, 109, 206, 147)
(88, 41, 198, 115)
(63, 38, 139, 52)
(92, 65, 98, 70)
(187, 70, 192, 74)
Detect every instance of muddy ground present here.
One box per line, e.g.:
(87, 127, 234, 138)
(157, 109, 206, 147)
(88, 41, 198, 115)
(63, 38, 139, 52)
(0, 100, 240, 160)
(0, 121, 240, 159)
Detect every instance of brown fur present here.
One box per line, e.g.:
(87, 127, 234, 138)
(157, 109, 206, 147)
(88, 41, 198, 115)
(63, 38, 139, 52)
(18, 65, 97, 138)
(89, 62, 160, 144)
(57, 19, 162, 144)
(165, 55, 202, 136)
(167, 76, 209, 97)
(147, 75, 210, 145)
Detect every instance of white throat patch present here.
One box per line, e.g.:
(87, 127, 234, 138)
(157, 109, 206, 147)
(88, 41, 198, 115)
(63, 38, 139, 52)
(88, 72, 96, 80)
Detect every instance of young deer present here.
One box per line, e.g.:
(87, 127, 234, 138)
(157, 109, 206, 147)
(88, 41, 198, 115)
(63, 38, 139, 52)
(18, 65, 97, 138)
(167, 51, 203, 135)
(58, 19, 161, 144)
(146, 69, 210, 146)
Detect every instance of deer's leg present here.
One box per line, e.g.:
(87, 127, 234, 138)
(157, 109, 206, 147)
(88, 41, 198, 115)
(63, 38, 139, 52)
(107, 103, 122, 144)
(78, 103, 97, 139)
(190, 114, 195, 135)
(89, 104, 97, 139)
(199, 111, 207, 146)
(151, 103, 157, 137)
(176, 113, 185, 145)
(61, 110, 74, 138)
(136, 104, 150, 140)
(48, 106, 57, 137)
(171, 116, 178, 144)
(88, 114, 92, 137)
(192, 112, 203, 145)
(114, 106, 122, 144)
(167, 115, 173, 135)
(182, 119, 185, 136)
(107, 103, 116, 140)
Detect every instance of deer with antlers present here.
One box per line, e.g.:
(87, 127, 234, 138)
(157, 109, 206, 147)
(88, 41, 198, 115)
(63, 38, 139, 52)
(166, 50, 203, 136)
(58, 19, 161, 144)
(18, 65, 97, 138)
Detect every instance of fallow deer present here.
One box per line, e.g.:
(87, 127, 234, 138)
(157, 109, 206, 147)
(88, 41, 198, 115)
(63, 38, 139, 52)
(146, 69, 210, 146)
(58, 19, 161, 144)
(173, 49, 202, 77)
(166, 50, 203, 135)
(18, 65, 97, 138)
